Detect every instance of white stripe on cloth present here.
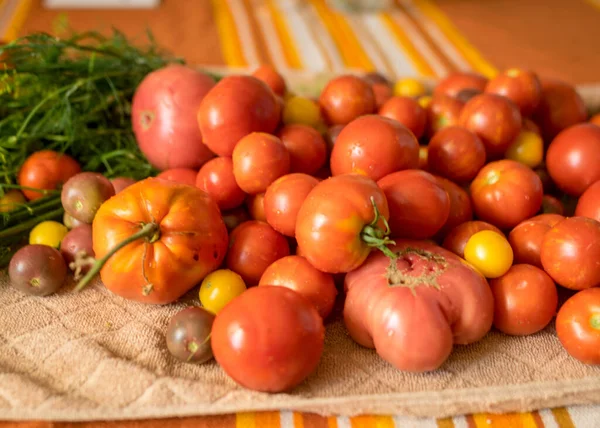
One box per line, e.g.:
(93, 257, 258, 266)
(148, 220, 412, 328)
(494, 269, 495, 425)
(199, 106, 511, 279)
(300, 2, 346, 72)
(252, 3, 291, 72)
(227, 0, 261, 67)
(538, 409, 560, 428)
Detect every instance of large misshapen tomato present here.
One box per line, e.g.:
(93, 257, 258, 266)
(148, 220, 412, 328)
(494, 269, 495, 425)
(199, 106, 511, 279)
(344, 240, 493, 372)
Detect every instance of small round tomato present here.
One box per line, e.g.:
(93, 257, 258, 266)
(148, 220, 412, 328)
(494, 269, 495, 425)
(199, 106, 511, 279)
(282, 95, 322, 128)
(541, 217, 600, 290)
(427, 126, 486, 183)
(330, 115, 419, 181)
(226, 221, 290, 286)
(484, 68, 542, 117)
(259, 255, 337, 319)
(324, 124, 344, 154)
(252, 64, 286, 96)
(319, 75, 375, 125)
(232, 132, 290, 194)
(196, 157, 246, 210)
(29, 221, 69, 249)
(541, 195, 564, 215)
(378, 96, 427, 139)
(363, 72, 392, 86)
(442, 220, 503, 259)
(18, 150, 81, 201)
(425, 95, 465, 138)
(464, 230, 513, 278)
(459, 93, 522, 159)
(455, 88, 483, 103)
(556, 288, 600, 365)
(546, 123, 600, 196)
(199, 269, 247, 314)
(575, 180, 600, 222)
(490, 264, 558, 336)
(246, 193, 266, 222)
(434, 72, 488, 99)
(264, 173, 319, 237)
(378, 170, 450, 239)
(0, 190, 26, 213)
(372, 82, 393, 110)
(470, 159, 543, 230)
(433, 175, 474, 239)
(221, 207, 250, 231)
(110, 177, 136, 194)
(277, 124, 327, 175)
(393, 78, 427, 98)
(505, 130, 544, 168)
(508, 213, 565, 269)
(156, 168, 197, 186)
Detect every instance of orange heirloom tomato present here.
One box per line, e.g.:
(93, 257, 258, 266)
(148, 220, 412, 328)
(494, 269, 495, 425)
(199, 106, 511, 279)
(83, 178, 228, 304)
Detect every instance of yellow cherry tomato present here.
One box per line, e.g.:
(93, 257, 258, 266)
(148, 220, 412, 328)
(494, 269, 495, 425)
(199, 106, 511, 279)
(0, 190, 26, 213)
(393, 78, 427, 98)
(464, 230, 514, 279)
(282, 95, 322, 128)
(29, 220, 69, 248)
(199, 269, 247, 314)
(505, 130, 544, 168)
(417, 95, 432, 109)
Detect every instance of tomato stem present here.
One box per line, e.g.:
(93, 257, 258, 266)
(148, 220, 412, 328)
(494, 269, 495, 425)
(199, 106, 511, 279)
(360, 197, 396, 259)
(590, 313, 600, 330)
(74, 222, 160, 292)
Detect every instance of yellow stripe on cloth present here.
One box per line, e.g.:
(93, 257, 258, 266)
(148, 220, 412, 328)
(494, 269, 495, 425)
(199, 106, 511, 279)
(2, 0, 32, 42)
(436, 417, 455, 428)
(349, 415, 395, 428)
(552, 407, 576, 428)
(210, 0, 247, 67)
(472, 412, 541, 428)
(265, 0, 303, 69)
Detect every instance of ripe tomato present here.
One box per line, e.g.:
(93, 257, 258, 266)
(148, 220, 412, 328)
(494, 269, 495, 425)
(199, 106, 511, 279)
(264, 173, 319, 237)
(459, 93, 522, 159)
(319, 75, 375, 125)
(523, 118, 542, 136)
(442, 220, 502, 259)
(246, 193, 266, 222)
(434, 72, 488, 99)
(425, 95, 465, 138)
(90, 178, 228, 304)
(484, 69, 542, 117)
(18, 150, 81, 201)
(575, 180, 600, 222)
(295, 174, 392, 274)
(541, 217, 600, 290)
(534, 165, 556, 194)
(330, 115, 419, 181)
(277, 124, 327, 175)
(197, 75, 280, 156)
(199, 269, 247, 314)
(0, 190, 26, 213)
(418, 146, 429, 170)
(470, 159, 543, 230)
(546, 124, 600, 196)
(508, 213, 564, 268)
(372, 82, 393, 110)
(541, 195, 564, 215)
(259, 255, 337, 319)
(393, 78, 427, 98)
(232, 132, 290, 194)
(110, 177, 136, 194)
(433, 176, 474, 239)
(252, 65, 286, 96)
(211, 286, 325, 392)
(221, 207, 250, 231)
(591, 113, 600, 127)
(427, 126, 486, 183)
(156, 168, 197, 186)
(378, 96, 427, 139)
(490, 264, 557, 336)
(29, 220, 69, 249)
(226, 220, 290, 286)
(196, 157, 246, 211)
(344, 240, 493, 372)
(556, 288, 600, 365)
(505, 130, 544, 169)
(378, 170, 450, 239)
(464, 230, 513, 278)
(282, 95, 322, 128)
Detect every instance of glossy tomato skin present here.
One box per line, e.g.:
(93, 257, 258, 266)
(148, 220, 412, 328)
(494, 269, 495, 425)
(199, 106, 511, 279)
(425, 95, 465, 139)
(575, 180, 600, 222)
(211, 286, 325, 392)
(484, 69, 542, 117)
(319, 75, 375, 125)
(344, 240, 493, 372)
(470, 159, 543, 230)
(226, 220, 290, 286)
(434, 72, 488, 99)
(258, 255, 337, 319)
(196, 157, 246, 211)
(18, 150, 81, 201)
(379, 96, 427, 139)
(508, 214, 564, 268)
(490, 264, 558, 336)
(541, 217, 600, 290)
(378, 170, 450, 239)
(92, 178, 228, 304)
(295, 174, 390, 274)
(198, 75, 280, 156)
(330, 115, 419, 181)
(433, 176, 474, 239)
(277, 124, 327, 175)
(546, 124, 600, 196)
(556, 288, 600, 365)
(372, 82, 393, 110)
(427, 126, 486, 183)
(252, 65, 286, 96)
(156, 168, 197, 186)
(442, 220, 502, 259)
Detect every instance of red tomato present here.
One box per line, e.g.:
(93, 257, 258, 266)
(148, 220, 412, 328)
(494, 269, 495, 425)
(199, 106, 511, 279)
(534, 166, 556, 194)
(211, 286, 324, 392)
(556, 288, 600, 365)
(540, 194, 565, 215)
(246, 193, 266, 222)
(18, 150, 81, 201)
(378, 170, 450, 239)
(523, 118, 542, 136)
(264, 173, 319, 237)
(418, 146, 429, 170)
(434, 72, 488, 98)
(221, 207, 250, 231)
(470, 160, 543, 230)
(259, 255, 337, 319)
(541, 217, 600, 290)
(277, 124, 327, 175)
(226, 220, 289, 286)
(546, 124, 600, 196)
(425, 95, 465, 138)
(196, 157, 246, 211)
(110, 177, 136, 194)
(330, 115, 419, 181)
(319, 75, 375, 125)
(427, 126, 486, 183)
(325, 124, 345, 154)
(443, 220, 503, 259)
(252, 65, 286, 96)
(232, 132, 290, 194)
(484, 69, 542, 117)
(490, 264, 558, 336)
(590, 113, 600, 127)
(296, 174, 391, 274)
(508, 213, 564, 269)
(372, 82, 393, 110)
(156, 168, 197, 186)
(433, 176, 474, 239)
(379, 96, 427, 139)
(197, 75, 280, 156)
(575, 180, 600, 222)
(344, 240, 493, 372)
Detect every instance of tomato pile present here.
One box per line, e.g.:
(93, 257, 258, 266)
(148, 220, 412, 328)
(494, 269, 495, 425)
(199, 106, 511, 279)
(5, 64, 600, 394)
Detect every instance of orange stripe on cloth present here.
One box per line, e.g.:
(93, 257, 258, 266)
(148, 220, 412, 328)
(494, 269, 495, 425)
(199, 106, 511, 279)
(236, 411, 281, 428)
(240, 0, 273, 66)
(2, 0, 32, 42)
(265, 0, 303, 69)
(436, 417, 456, 428)
(210, 0, 247, 67)
(472, 412, 541, 428)
(552, 407, 576, 428)
(349, 415, 395, 428)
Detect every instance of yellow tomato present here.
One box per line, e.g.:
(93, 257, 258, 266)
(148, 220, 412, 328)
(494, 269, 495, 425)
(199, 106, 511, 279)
(0, 190, 26, 213)
(505, 130, 544, 168)
(199, 269, 247, 314)
(393, 78, 427, 98)
(417, 95, 432, 109)
(29, 220, 69, 248)
(282, 96, 322, 128)
(464, 230, 513, 279)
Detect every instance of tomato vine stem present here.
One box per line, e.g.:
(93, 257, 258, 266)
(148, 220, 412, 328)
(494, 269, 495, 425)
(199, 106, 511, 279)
(361, 197, 396, 259)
